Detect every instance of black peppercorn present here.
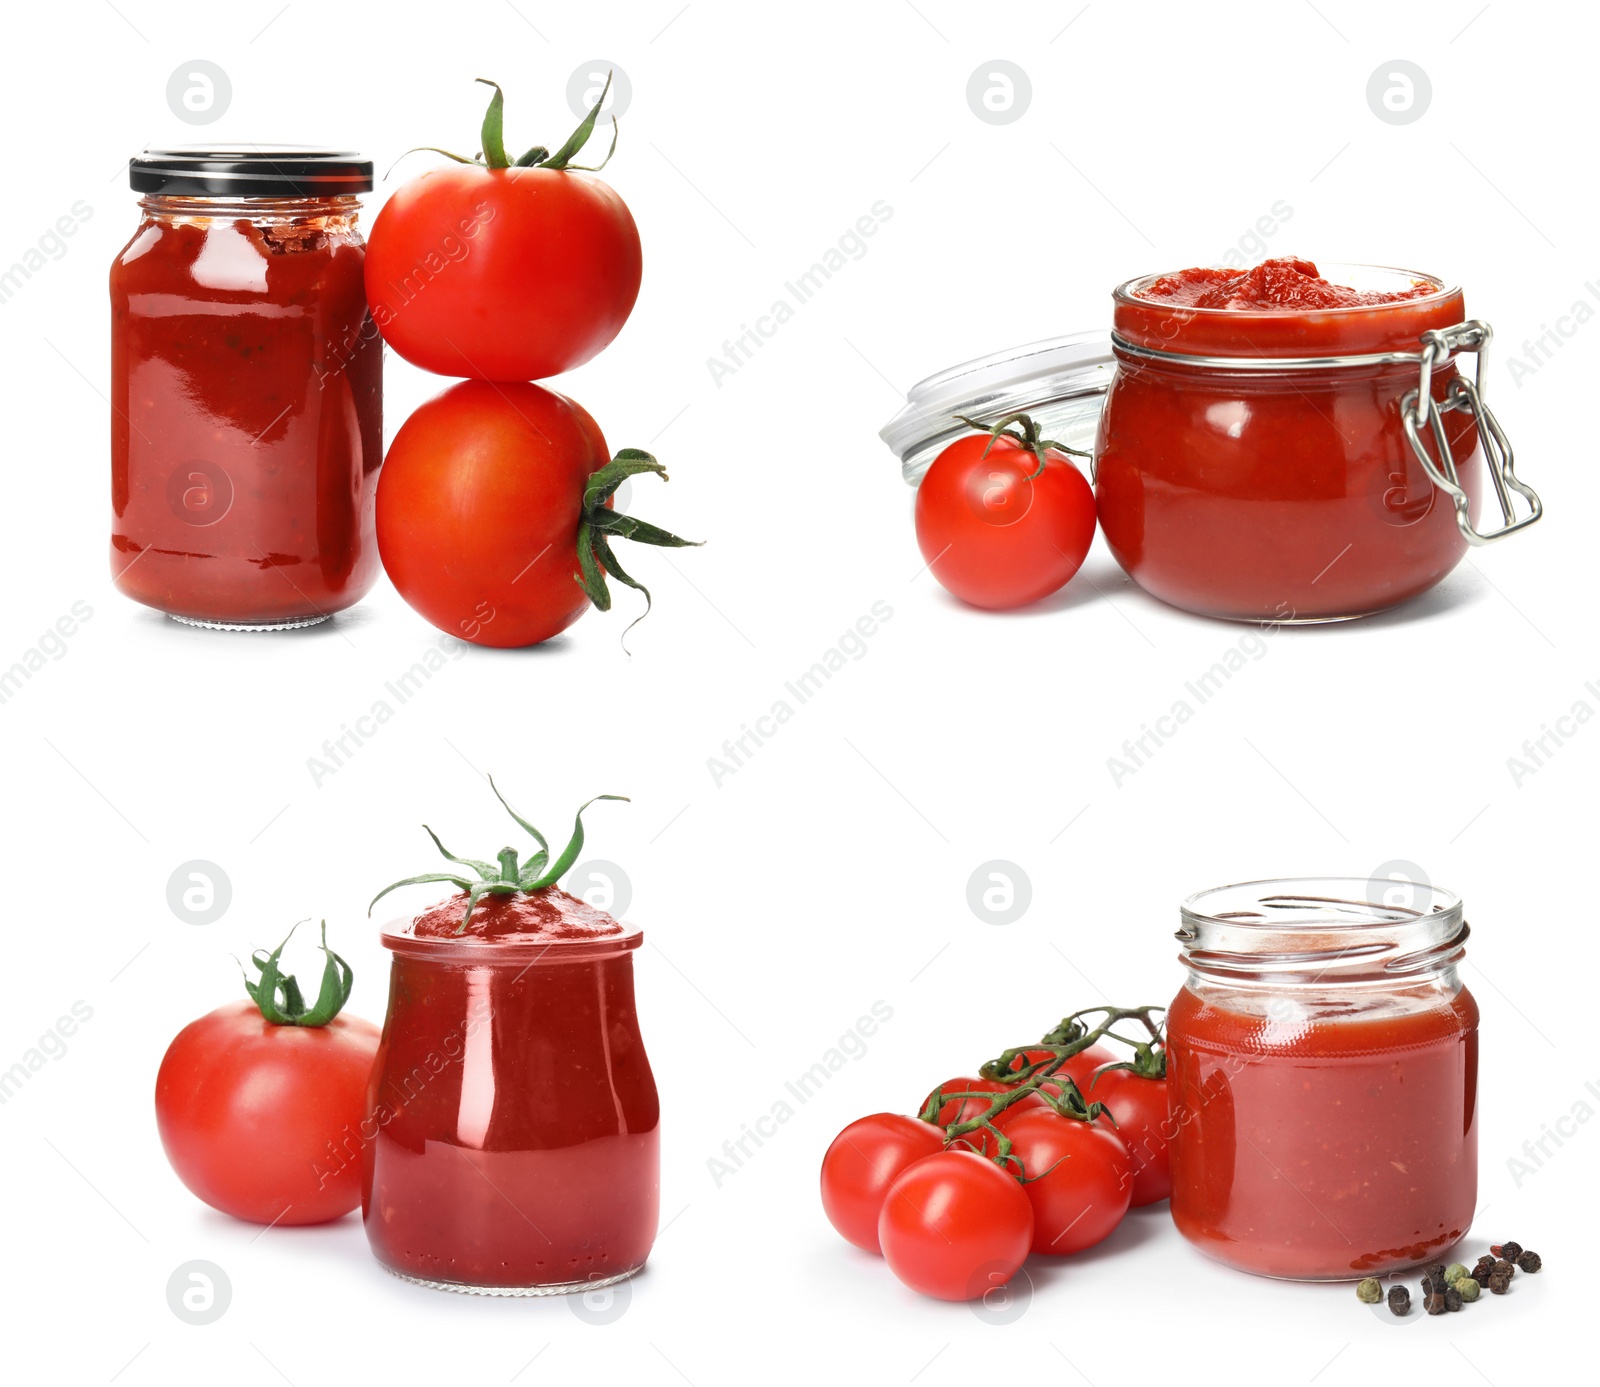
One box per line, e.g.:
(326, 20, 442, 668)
(1388, 1285, 1411, 1316)
(1517, 1250, 1541, 1273)
(1475, 1254, 1497, 1270)
(1500, 1241, 1523, 1262)
(1488, 1272, 1511, 1295)
(1492, 1259, 1516, 1280)
(1471, 1264, 1493, 1287)
(1444, 1286, 1463, 1311)
(1425, 1291, 1448, 1315)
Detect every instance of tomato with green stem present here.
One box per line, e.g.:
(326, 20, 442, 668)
(376, 379, 699, 648)
(878, 1151, 1033, 1301)
(154, 924, 380, 1225)
(366, 76, 641, 382)
(820, 1114, 945, 1254)
(914, 413, 1097, 610)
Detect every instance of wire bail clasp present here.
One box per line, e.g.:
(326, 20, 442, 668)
(1400, 320, 1543, 546)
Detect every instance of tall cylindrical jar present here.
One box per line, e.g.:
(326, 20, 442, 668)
(1166, 877, 1478, 1280)
(110, 149, 381, 629)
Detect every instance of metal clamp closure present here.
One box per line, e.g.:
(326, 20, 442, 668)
(1400, 320, 1542, 546)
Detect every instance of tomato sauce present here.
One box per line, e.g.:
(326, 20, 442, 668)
(111, 196, 381, 627)
(1133, 257, 1435, 311)
(1096, 259, 1483, 622)
(363, 889, 660, 1293)
(1166, 984, 1478, 1279)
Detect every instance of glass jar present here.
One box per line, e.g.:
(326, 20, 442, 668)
(1096, 265, 1541, 622)
(363, 912, 660, 1295)
(1166, 877, 1478, 1281)
(111, 149, 382, 629)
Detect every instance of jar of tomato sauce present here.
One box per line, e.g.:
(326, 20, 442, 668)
(1166, 877, 1478, 1280)
(1096, 258, 1542, 622)
(364, 889, 660, 1295)
(111, 149, 381, 629)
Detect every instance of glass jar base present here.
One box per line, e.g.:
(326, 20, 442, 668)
(168, 612, 331, 632)
(378, 1261, 641, 1298)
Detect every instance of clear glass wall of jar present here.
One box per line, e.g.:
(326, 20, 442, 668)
(363, 914, 660, 1295)
(1165, 878, 1478, 1280)
(110, 150, 381, 629)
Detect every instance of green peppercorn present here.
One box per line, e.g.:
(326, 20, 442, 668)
(1425, 1291, 1448, 1315)
(1445, 1261, 1470, 1283)
(1356, 1277, 1383, 1304)
(1454, 1276, 1481, 1302)
(1517, 1250, 1541, 1273)
(1387, 1285, 1410, 1316)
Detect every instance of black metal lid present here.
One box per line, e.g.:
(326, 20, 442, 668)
(129, 147, 373, 197)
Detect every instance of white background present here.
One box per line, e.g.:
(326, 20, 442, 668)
(1, 0, 1592, 1381)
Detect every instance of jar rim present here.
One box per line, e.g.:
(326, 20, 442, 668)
(1178, 876, 1466, 983)
(1112, 262, 1458, 317)
(379, 912, 643, 964)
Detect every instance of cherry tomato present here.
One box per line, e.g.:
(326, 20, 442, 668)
(878, 1151, 1034, 1301)
(156, 1000, 379, 1224)
(820, 1114, 945, 1254)
(1082, 1065, 1172, 1206)
(914, 427, 1096, 610)
(364, 81, 641, 381)
(992, 1107, 1133, 1255)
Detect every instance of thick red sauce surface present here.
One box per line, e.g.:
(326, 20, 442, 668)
(1166, 984, 1478, 1279)
(363, 888, 658, 1291)
(1134, 257, 1434, 311)
(412, 887, 627, 942)
(1096, 261, 1481, 621)
(110, 212, 381, 624)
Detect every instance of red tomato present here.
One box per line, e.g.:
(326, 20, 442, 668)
(992, 1108, 1133, 1255)
(365, 165, 640, 381)
(820, 1114, 945, 1254)
(377, 380, 603, 647)
(1082, 1065, 1172, 1206)
(156, 1000, 380, 1224)
(377, 380, 695, 648)
(878, 1151, 1033, 1301)
(914, 426, 1096, 609)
